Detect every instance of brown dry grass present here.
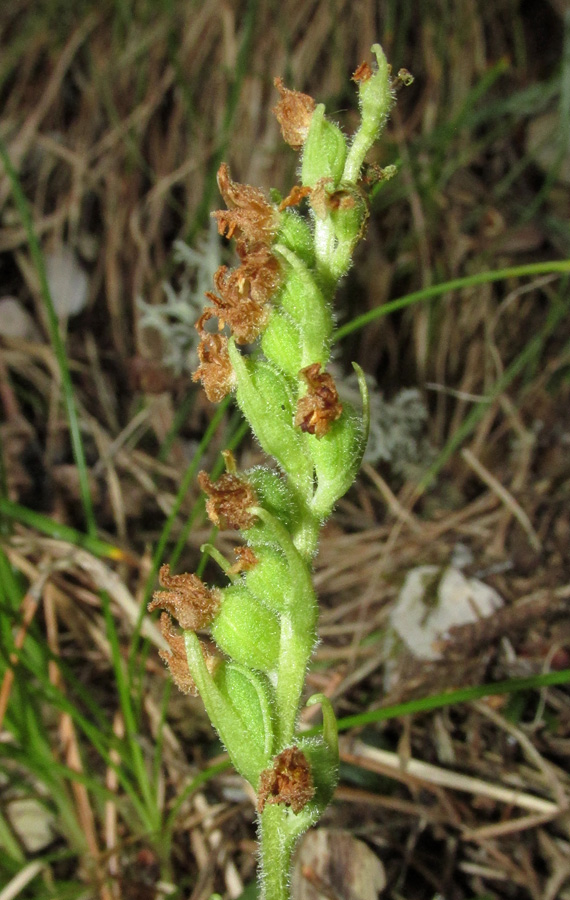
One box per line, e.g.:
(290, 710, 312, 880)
(1, 1, 569, 898)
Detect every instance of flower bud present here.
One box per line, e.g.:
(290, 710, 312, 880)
(230, 344, 311, 483)
(355, 44, 394, 138)
(277, 211, 315, 267)
(261, 310, 302, 378)
(310, 405, 365, 520)
(243, 546, 291, 614)
(301, 105, 347, 188)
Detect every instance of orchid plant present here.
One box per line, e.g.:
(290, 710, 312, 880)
(150, 45, 410, 900)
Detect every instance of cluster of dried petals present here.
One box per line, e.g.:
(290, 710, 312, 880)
(257, 746, 315, 814)
(273, 77, 316, 149)
(149, 564, 221, 630)
(294, 363, 343, 438)
(192, 332, 236, 402)
(213, 164, 279, 249)
(235, 244, 282, 302)
(198, 470, 258, 531)
(229, 545, 258, 574)
(199, 257, 279, 344)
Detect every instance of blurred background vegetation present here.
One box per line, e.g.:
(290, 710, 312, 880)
(0, 2, 569, 899)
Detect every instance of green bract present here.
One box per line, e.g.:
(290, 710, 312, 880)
(151, 43, 405, 900)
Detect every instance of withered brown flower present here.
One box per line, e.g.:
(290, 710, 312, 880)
(198, 470, 258, 531)
(157, 613, 219, 696)
(273, 77, 316, 149)
(213, 164, 278, 249)
(157, 613, 198, 695)
(201, 263, 274, 344)
(278, 184, 312, 212)
(234, 244, 282, 303)
(229, 545, 258, 574)
(149, 564, 221, 630)
(352, 60, 373, 83)
(257, 746, 315, 814)
(294, 363, 343, 438)
(192, 331, 236, 402)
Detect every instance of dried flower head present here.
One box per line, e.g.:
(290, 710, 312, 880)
(273, 77, 316, 149)
(201, 263, 273, 344)
(193, 331, 236, 402)
(235, 244, 282, 303)
(213, 164, 278, 248)
(198, 470, 258, 530)
(149, 564, 221, 630)
(257, 746, 315, 813)
(295, 363, 343, 438)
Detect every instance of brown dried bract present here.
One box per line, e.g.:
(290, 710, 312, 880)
(278, 184, 312, 211)
(229, 545, 258, 574)
(213, 164, 278, 249)
(295, 363, 343, 438)
(273, 77, 316, 149)
(149, 564, 221, 630)
(198, 470, 257, 531)
(257, 746, 315, 814)
(193, 332, 235, 402)
(352, 60, 373, 83)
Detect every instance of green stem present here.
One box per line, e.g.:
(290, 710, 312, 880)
(259, 805, 301, 900)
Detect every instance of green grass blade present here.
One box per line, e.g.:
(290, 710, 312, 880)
(332, 668, 570, 733)
(0, 140, 96, 537)
(297, 669, 570, 739)
(333, 259, 570, 343)
(0, 499, 131, 562)
(99, 590, 158, 829)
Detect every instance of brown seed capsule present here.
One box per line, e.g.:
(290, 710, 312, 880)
(213, 164, 278, 249)
(198, 470, 258, 531)
(192, 332, 236, 402)
(273, 77, 316, 149)
(257, 746, 315, 814)
(295, 363, 343, 438)
(148, 564, 221, 630)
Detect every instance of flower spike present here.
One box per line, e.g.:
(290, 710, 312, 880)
(150, 43, 407, 900)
